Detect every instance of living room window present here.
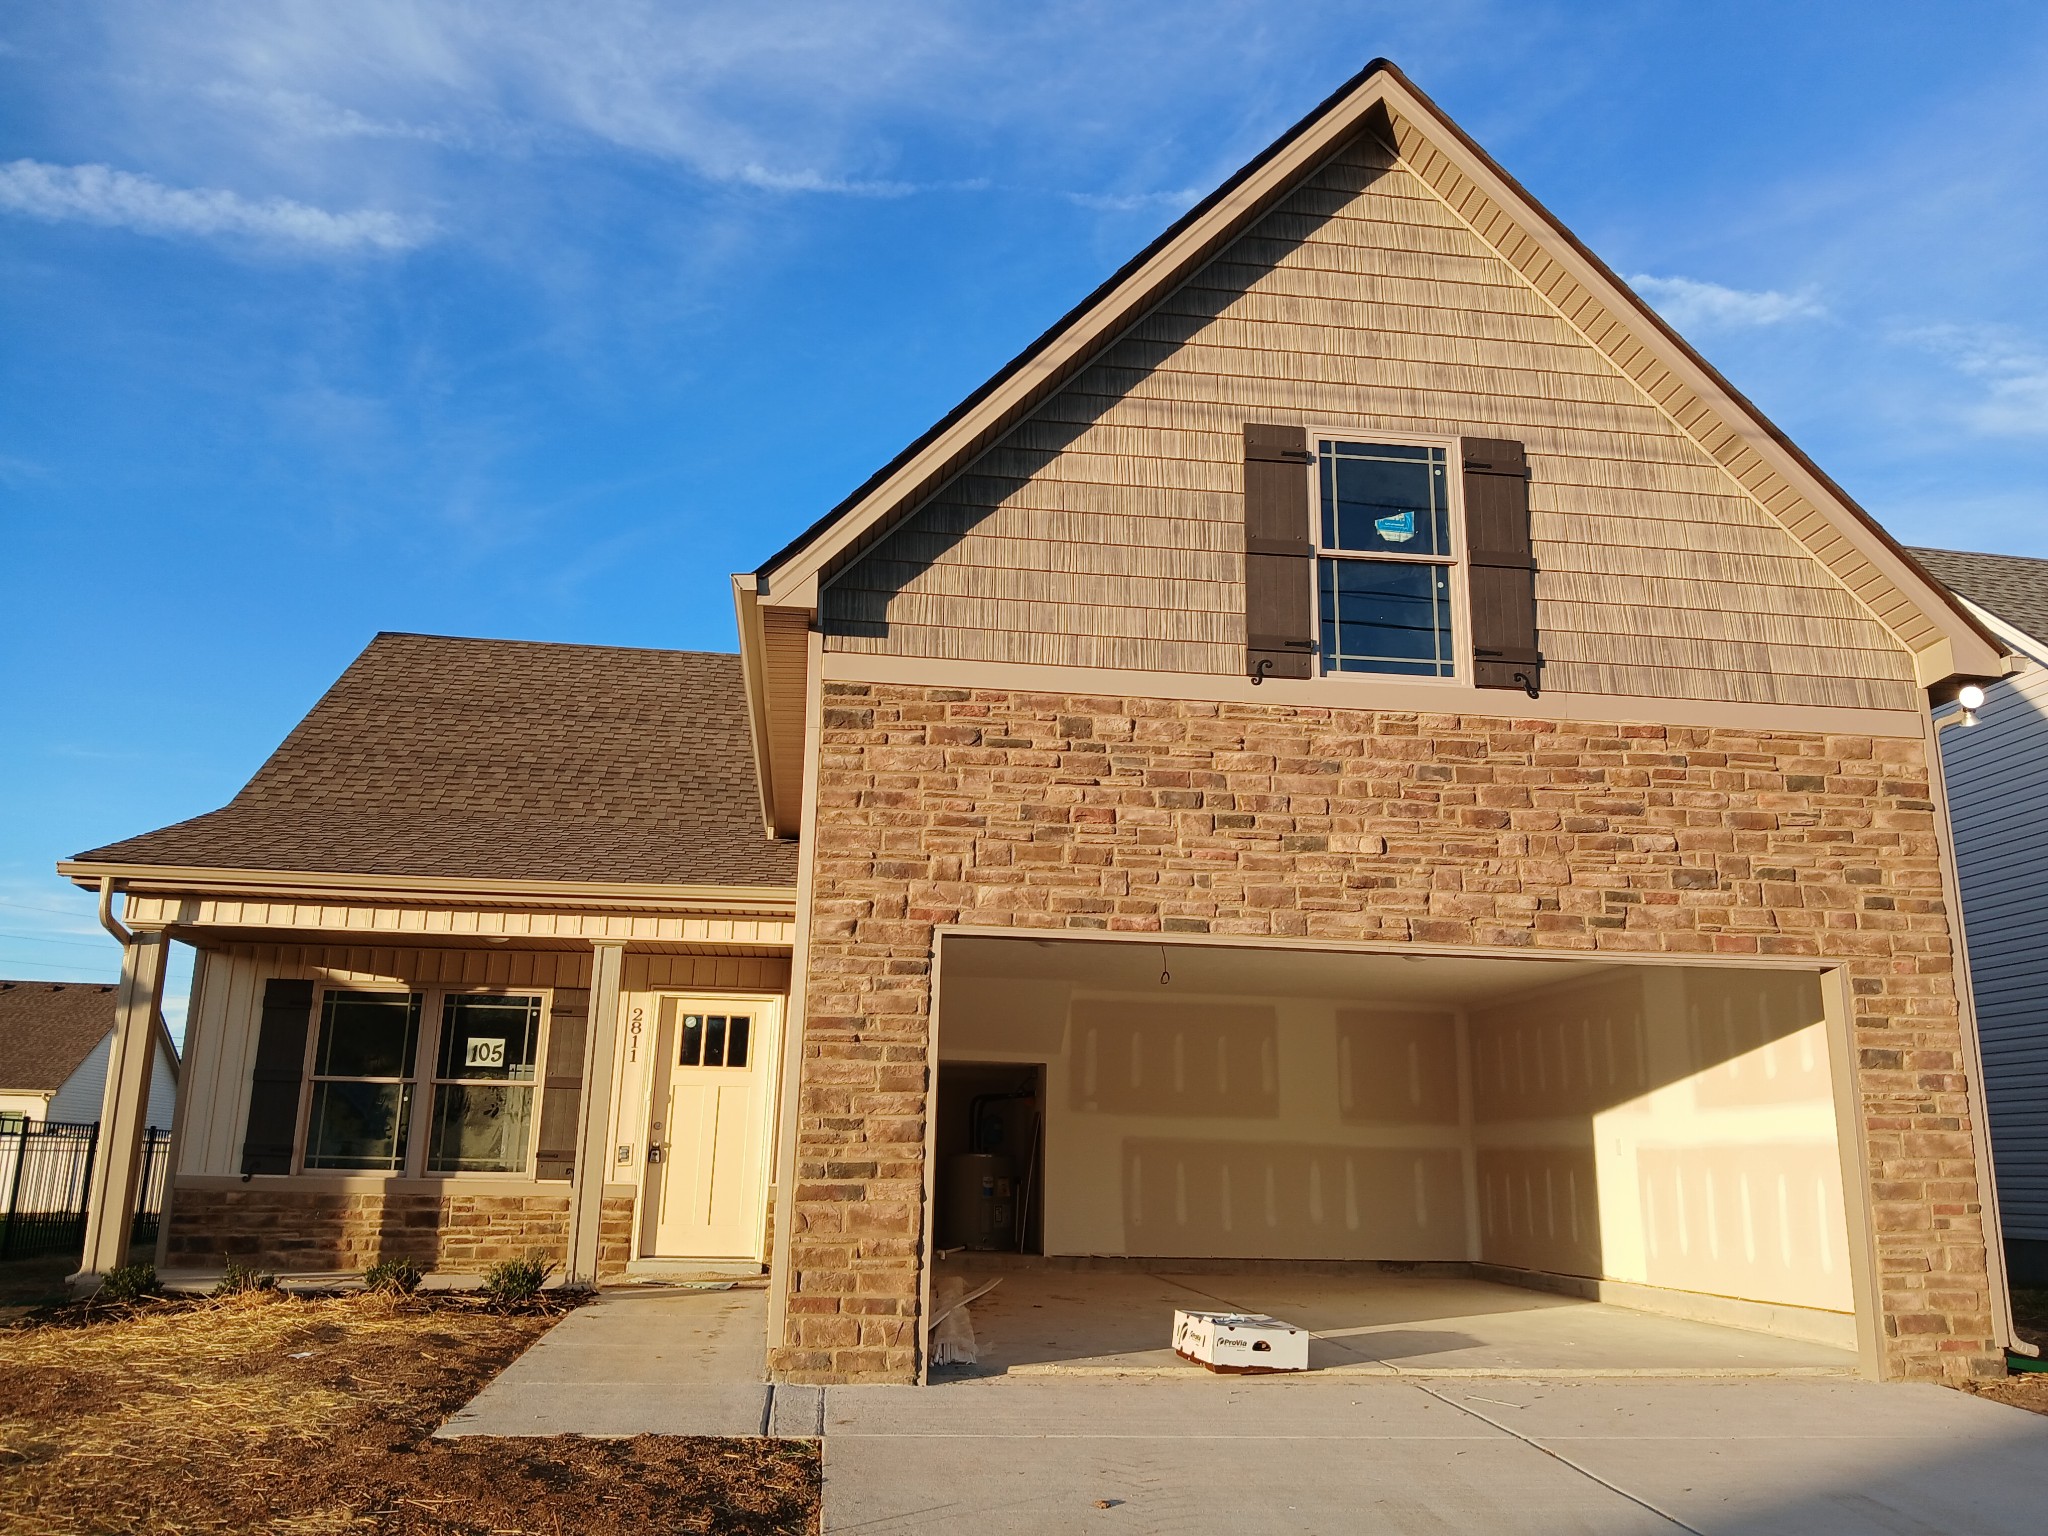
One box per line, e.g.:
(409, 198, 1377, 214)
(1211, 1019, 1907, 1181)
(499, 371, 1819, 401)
(303, 990, 421, 1171)
(426, 993, 543, 1174)
(297, 986, 545, 1176)
(1314, 439, 1457, 677)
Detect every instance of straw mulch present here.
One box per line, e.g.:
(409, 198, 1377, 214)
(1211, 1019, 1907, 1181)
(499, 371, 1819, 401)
(0, 1289, 818, 1535)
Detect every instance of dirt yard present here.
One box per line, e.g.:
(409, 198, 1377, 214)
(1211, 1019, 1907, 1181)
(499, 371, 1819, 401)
(1962, 1288, 2048, 1417)
(0, 1286, 818, 1535)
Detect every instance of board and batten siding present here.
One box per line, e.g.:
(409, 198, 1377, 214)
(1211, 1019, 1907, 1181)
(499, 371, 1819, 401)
(821, 134, 1916, 711)
(1938, 650, 2048, 1243)
(176, 945, 790, 1181)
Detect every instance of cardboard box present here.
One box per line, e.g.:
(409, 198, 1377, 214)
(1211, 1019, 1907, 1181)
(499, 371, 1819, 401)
(1171, 1309, 1308, 1374)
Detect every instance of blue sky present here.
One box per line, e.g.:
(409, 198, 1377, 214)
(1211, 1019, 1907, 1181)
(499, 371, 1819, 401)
(4, 1, 2047, 1032)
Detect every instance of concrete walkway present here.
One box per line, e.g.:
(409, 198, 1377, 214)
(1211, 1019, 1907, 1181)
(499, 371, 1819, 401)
(437, 1285, 824, 1438)
(823, 1376, 2048, 1534)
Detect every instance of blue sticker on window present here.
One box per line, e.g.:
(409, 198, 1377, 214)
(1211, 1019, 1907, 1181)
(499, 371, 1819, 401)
(1373, 509, 1415, 543)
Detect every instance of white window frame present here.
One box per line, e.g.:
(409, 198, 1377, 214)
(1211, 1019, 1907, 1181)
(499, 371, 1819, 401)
(294, 982, 553, 1181)
(1307, 428, 1472, 686)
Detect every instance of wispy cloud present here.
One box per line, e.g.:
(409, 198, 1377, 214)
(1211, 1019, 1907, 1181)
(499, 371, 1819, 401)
(1063, 187, 1203, 213)
(1898, 323, 2048, 437)
(0, 159, 433, 252)
(1627, 273, 1825, 331)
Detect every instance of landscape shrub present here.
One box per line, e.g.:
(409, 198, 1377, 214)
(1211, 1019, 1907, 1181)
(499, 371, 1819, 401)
(480, 1254, 554, 1303)
(212, 1261, 278, 1298)
(362, 1256, 425, 1295)
(97, 1263, 160, 1303)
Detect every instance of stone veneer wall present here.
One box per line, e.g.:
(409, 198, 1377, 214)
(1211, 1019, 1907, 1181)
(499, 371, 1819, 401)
(168, 1187, 638, 1280)
(775, 681, 2000, 1384)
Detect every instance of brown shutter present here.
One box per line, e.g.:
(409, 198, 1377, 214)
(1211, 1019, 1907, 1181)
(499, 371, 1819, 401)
(240, 978, 313, 1176)
(1243, 424, 1316, 680)
(1461, 437, 1543, 697)
(532, 989, 589, 1182)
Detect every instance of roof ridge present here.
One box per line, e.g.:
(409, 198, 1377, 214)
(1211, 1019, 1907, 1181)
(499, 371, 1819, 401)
(369, 630, 741, 661)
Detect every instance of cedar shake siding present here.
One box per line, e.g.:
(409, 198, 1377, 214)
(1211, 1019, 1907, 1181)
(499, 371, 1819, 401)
(820, 132, 1915, 711)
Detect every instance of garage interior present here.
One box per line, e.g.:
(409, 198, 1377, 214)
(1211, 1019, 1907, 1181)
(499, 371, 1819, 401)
(929, 935, 1870, 1377)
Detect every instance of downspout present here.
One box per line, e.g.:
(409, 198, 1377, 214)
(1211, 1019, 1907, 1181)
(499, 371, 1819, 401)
(97, 875, 133, 947)
(1928, 694, 2040, 1360)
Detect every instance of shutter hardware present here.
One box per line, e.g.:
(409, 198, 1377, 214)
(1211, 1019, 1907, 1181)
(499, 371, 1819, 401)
(1246, 443, 1314, 464)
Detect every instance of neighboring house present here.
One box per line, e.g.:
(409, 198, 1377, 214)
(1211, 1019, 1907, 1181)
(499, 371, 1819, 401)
(1911, 547, 2048, 1287)
(57, 61, 2024, 1387)
(0, 980, 178, 1130)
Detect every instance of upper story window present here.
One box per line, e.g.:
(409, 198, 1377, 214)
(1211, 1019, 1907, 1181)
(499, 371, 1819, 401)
(1314, 440, 1457, 678)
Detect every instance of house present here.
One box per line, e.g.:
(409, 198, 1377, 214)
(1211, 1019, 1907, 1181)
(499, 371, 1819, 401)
(58, 60, 2025, 1387)
(0, 980, 177, 1131)
(1909, 547, 2048, 1288)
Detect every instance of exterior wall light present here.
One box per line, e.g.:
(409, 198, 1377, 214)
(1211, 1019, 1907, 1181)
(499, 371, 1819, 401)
(1958, 683, 1987, 727)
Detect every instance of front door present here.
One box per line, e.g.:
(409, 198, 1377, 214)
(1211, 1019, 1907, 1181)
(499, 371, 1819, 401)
(642, 998, 772, 1260)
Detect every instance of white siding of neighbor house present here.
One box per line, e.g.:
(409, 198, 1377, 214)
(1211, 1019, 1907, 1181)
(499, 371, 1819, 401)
(1940, 634, 2048, 1242)
(45, 1032, 179, 1132)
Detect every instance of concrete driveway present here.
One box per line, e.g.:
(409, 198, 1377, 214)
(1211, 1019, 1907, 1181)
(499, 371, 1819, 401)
(823, 1376, 2048, 1534)
(436, 1288, 2048, 1533)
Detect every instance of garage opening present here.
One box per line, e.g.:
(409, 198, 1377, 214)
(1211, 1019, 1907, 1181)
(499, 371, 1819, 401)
(929, 935, 1871, 1378)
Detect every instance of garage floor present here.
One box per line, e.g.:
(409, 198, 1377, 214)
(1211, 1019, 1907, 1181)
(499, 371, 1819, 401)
(933, 1266, 1859, 1377)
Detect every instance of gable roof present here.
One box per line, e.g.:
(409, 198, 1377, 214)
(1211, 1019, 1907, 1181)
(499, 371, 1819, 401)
(1911, 547, 2048, 650)
(747, 59, 2003, 692)
(68, 633, 798, 891)
(0, 981, 118, 1093)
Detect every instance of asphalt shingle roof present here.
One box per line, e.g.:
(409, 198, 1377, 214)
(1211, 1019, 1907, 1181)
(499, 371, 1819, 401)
(1911, 547, 2048, 650)
(0, 980, 117, 1093)
(73, 633, 797, 889)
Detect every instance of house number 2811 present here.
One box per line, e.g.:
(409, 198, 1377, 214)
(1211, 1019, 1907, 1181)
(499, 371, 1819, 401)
(628, 1007, 645, 1062)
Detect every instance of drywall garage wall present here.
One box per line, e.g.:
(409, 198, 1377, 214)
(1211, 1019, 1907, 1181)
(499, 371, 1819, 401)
(937, 946, 1857, 1325)
(939, 975, 1474, 1260)
(1471, 967, 1853, 1314)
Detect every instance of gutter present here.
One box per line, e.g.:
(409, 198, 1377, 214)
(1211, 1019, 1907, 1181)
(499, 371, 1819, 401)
(95, 875, 132, 946)
(58, 861, 798, 917)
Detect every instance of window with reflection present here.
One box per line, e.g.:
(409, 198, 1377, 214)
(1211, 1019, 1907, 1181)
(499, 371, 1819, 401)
(679, 1013, 752, 1069)
(1315, 440, 1457, 677)
(303, 991, 422, 1171)
(427, 993, 542, 1174)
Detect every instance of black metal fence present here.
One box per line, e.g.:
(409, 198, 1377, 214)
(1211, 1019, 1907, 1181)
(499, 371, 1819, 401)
(0, 1120, 171, 1262)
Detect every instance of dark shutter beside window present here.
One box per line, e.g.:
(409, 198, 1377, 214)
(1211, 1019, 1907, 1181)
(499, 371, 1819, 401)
(241, 978, 314, 1176)
(1243, 423, 1316, 680)
(1461, 437, 1543, 697)
(533, 989, 588, 1182)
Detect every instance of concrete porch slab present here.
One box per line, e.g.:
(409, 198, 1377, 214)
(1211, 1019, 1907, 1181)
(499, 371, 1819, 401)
(936, 1267, 1860, 1378)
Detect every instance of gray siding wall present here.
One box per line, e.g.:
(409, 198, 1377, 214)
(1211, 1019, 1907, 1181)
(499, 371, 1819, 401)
(1941, 650, 2048, 1241)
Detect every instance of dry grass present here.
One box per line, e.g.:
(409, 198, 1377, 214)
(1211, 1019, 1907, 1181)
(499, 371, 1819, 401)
(0, 1288, 818, 1535)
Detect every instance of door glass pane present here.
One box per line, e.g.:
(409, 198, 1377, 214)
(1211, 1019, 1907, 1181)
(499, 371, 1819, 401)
(1319, 558, 1454, 676)
(704, 1016, 728, 1067)
(726, 1016, 751, 1069)
(1320, 442, 1450, 556)
(680, 1014, 703, 1066)
(315, 991, 420, 1077)
(426, 1084, 534, 1173)
(305, 1081, 412, 1170)
(436, 994, 541, 1082)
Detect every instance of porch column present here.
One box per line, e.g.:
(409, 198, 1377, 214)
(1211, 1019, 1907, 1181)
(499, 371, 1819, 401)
(75, 925, 170, 1283)
(565, 940, 626, 1286)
